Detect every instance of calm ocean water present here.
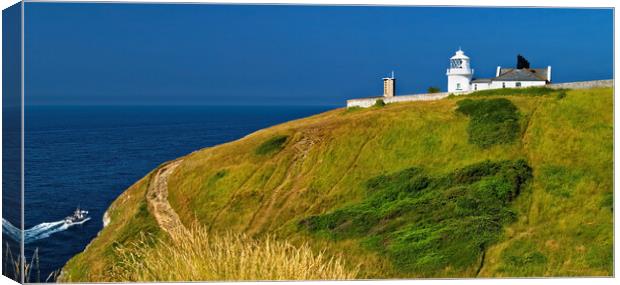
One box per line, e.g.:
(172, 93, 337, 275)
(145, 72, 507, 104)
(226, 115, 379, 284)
(10, 105, 333, 281)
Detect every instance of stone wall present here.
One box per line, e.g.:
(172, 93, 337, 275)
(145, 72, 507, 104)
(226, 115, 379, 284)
(346, 79, 613, 108)
(346, 92, 451, 108)
(548, 79, 613, 90)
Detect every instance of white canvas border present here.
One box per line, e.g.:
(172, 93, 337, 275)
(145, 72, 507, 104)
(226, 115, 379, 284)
(0, 1, 617, 284)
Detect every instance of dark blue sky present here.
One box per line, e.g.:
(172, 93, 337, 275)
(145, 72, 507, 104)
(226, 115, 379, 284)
(25, 4, 613, 106)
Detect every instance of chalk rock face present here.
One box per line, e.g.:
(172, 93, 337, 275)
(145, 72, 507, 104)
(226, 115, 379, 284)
(102, 211, 110, 228)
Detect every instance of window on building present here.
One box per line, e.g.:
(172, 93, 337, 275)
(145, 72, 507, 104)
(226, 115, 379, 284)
(456, 83, 461, 90)
(474, 84, 477, 90)
(502, 82, 506, 88)
(516, 82, 522, 87)
(451, 59, 463, 69)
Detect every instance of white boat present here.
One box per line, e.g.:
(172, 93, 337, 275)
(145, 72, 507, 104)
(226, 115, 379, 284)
(64, 207, 89, 224)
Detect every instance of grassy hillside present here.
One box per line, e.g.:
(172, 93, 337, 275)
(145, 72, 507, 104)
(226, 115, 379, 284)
(60, 171, 165, 281)
(61, 87, 613, 281)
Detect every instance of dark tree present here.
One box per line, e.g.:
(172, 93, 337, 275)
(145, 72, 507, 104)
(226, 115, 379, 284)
(517, 54, 530, 69)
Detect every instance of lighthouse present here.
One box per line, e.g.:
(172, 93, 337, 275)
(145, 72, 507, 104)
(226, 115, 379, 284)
(446, 48, 474, 93)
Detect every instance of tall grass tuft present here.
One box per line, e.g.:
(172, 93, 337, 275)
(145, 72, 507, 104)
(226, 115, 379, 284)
(2, 243, 54, 282)
(110, 226, 358, 281)
(3, 242, 21, 282)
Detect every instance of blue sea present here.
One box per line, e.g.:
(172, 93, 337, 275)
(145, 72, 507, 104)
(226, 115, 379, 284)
(3, 105, 333, 281)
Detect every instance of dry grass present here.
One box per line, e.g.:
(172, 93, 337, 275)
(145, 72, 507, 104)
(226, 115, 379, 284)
(110, 225, 358, 281)
(3, 242, 23, 282)
(3, 243, 59, 282)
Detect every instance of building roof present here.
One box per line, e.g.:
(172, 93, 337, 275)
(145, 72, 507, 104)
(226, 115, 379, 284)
(450, 49, 470, 60)
(496, 68, 549, 82)
(471, 78, 492, 83)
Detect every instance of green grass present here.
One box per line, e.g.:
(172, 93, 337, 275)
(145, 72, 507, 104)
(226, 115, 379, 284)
(456, 98, 520, 148)
(63, 87, 613, 280)
(467, 86, 559, 97)
(255, 135, 288, 155)
(498, 240, 547, 276)
(343, 106, 363, 114)
(301, 159, 532, 276)
(556, 91, 567, 100)
(537, 165, 583, 198)
(481, 87, 613, 277)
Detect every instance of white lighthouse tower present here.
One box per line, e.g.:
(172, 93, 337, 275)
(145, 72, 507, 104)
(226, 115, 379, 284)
(446, 48, 474, 93)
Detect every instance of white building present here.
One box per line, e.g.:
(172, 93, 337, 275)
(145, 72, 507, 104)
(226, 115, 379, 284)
(446, 49, 552, 93)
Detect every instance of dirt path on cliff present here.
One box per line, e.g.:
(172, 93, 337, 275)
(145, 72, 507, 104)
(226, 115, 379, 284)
(146, 159, 187, 239)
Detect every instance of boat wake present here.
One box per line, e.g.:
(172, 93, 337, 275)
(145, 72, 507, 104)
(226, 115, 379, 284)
(2, 217, 91, 244)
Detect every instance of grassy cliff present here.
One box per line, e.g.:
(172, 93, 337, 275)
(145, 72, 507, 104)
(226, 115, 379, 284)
(61, 87, 613, 281)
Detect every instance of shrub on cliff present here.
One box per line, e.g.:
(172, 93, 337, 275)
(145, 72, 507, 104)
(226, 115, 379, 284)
(374, 99, 386, 107)
(302, 159, 532, 276)
(255, 135, 288, 155)
(456, 98, 520, 148)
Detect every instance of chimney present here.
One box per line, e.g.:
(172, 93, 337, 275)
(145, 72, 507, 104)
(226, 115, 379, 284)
(496, 66, 501, 77)
(547, 66, 552, 83)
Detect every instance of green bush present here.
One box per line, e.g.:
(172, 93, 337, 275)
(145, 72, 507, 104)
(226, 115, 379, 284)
(302, 159, 532, 276)
(374, 99, 386, 107)
(427, 86, 441, 93)
(456, 98, 520, 148)
(556, 91, 567, 100)
(255, 135, 288, 155)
